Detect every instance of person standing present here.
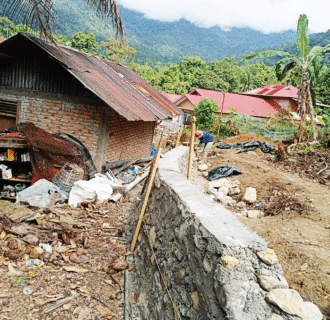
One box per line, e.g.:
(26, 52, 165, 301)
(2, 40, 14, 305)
(195, 130, 214, 163)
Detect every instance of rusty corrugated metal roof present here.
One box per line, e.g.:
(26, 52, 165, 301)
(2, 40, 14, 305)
(1, 33, 182, 121)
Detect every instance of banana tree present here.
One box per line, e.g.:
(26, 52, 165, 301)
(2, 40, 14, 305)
(243, 14, 330, 142)
(0, 0, 124, 41)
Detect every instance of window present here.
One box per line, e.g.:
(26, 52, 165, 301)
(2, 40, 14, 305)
(0, 98, 19, 131)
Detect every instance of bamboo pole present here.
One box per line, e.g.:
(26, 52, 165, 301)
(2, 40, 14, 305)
(187, 116, 196, 180)
(175, 124, 184, 148)
(217, 91, 226, 140)
(130, 147, 162, 252)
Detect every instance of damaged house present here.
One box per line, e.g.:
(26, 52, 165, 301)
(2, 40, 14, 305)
(0, 33, 182, 172)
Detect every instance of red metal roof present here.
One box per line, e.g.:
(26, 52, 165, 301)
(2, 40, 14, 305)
(241, 84, 299, 99)
(178, 89, 281, 118)
(0, 33, 182, 121)
(161, 93, 182, 103)
(0, 39, 5, 43)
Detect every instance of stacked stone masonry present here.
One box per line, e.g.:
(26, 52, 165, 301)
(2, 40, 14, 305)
(126, 146, 323, 320)
(0, 88, 154, 170)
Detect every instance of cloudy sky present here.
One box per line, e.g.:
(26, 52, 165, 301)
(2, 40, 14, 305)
(118, 0, 330, 34)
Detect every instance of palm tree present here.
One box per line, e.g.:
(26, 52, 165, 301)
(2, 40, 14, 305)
(243, 14, 330, 142)
(0, 0, 124, 41)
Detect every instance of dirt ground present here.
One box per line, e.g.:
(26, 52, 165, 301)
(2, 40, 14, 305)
(193, 139, 330, 317)
(0, 188, 139, 320)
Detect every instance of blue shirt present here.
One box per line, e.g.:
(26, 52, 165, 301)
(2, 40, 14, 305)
(198, 131, 214, 147)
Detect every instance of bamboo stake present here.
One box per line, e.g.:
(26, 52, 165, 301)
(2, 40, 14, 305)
(175, 124, 184, 148)
(130, 147, 162, 252)
(217, 91, 226, 140)
(187, 116, 196, 180)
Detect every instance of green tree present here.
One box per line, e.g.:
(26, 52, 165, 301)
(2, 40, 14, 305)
(1, 0, 124, 41)
(240, 63, 275, 91)
(100, 36, 136, 64)
(194, 98, 218, 130)
(71, 32, 98, 54)
(243, 14, 330, 142)
(0, 17, 15, 38)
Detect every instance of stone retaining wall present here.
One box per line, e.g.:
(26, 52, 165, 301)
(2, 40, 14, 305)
(125, 146, 322, 320)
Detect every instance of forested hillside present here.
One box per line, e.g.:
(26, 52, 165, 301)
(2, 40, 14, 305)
(52, 0, 297, 63)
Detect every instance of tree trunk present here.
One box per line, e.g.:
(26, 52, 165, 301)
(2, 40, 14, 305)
(298, 74, 308, 143)
(306, 80, 318, 141)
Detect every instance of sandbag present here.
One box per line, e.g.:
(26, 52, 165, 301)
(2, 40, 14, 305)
(16, 179, 68, 208)
(68, 174, 113, 208)
(206, 166, 243, 181)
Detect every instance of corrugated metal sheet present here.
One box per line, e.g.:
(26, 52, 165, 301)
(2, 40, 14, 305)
(241, 84, 299, 99)
(0, 33, 182, 121)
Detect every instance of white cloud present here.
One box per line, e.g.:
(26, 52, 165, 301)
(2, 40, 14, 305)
(118, 0, 330, 33)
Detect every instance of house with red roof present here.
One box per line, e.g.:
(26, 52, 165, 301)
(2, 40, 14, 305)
(174, 88, 282, 118)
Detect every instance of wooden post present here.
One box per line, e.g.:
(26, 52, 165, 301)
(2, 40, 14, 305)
(175, 124, 184, 148)
(130, 147, 162, 252)
(187, 116, 196, 180)
(217, 91, 226, 140)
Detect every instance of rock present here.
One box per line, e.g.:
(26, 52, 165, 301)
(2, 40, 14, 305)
(30, 247, 44, 259)
(215, 191, 225, 201)
(208, 187, 218, 195)
(302, 302, 323, 320)
(202, 172, 208, 177)
(77, 248, 84, 255)
(22, 234, 39, 246)
(219, 186, 229, 196)
(257, 249, 279, 265)
(110, 258, 129, 271)
(247, 210, 264, 218)
(259, 275, 289, 291)
(217, 280, 249, 316)
(198, 164, 208, 171)
(267, 314, 285, 320)
(220, 196, 235, 205)
(191, 291, 199, 311)
(209, 178, 231, 189)
(242, 187, 257, 203)
(266, 289, 304, 316)
(221, 256, 239, 269)
(149, 226, 156, 247)
(236, 201, 246, 209)
(228, 187, 240, 195)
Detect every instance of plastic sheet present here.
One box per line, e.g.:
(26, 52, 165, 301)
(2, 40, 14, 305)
(217, 141, 275, 154)
(206, 166, 243, 181)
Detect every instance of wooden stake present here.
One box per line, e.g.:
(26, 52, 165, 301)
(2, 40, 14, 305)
(130, 147, 162, 252)
(187, 116, 196, 180)
(175, 124, 184, 148)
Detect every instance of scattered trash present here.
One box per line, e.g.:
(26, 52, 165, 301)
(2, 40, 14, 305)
(117, 170, 136, 184)
(217, 141, 275, 155)
(16, 179, 68, 208)
(68, 174, 113, 208)
(151, 146, 157, 156)
(206, 166, 243, 181)
(39, 243, 53, 254)
(23, 287, 33, 295)
(26, 259, 34, 266)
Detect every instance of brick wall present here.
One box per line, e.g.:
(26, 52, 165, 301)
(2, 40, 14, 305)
(107, 110, 155, 162)
(25, 99, 103, 158)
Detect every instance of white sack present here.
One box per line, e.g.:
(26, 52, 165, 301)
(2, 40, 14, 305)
(68, 174, 113, 208)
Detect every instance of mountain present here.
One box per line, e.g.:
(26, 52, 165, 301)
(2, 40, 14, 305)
(5, 0, 330, 64)
(51, 0, 297, 63)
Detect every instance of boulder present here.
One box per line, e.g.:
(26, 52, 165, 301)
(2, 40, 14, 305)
(215, 191, 225, 201)
(267, 314, 284, 320)
(259, 275, 289, 291)
(209, 178, 231, 189)
(198, 164, 208, 171)
(247, 210, 264, 218)
(242, 187, 257, 203)
(266, 289, 304, 316)
(257, 249, 279, 265)
(208, 187, 218, 195)
(236, 201, 246, 209)
(228, 187, 241, 195)
(202, 172, 208, 177)
(302, 302, 323, 320)
(219, 186, 229, 196)
(22, 234, 39, 246)
(221, 196, 236, 206)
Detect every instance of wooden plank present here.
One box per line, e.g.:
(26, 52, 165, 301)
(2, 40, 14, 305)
(130, 147, 162, 252)
(175, 124, 184, 148)
(187, 116, 196, 180)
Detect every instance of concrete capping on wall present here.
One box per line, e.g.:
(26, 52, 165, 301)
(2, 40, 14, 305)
(125, 146, 323, 320)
